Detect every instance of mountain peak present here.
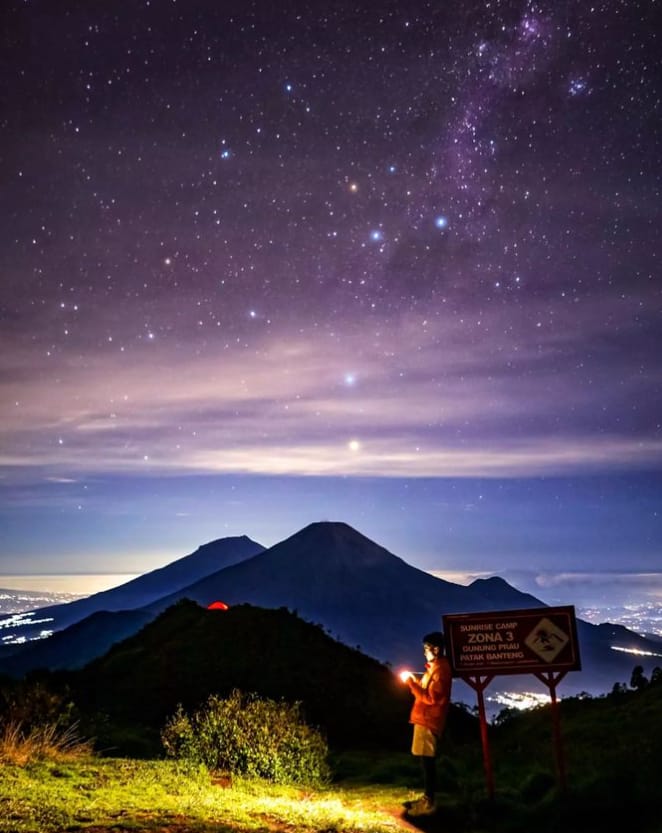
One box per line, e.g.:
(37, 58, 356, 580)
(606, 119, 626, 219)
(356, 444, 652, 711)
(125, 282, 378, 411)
(469, 575, 547, 609)
(194, 534, 257, 553)
(298, 519, 362, 533)
(471, 576, 509, 588)
(296, 520, 369, 542)
(270, 521, 406, 571)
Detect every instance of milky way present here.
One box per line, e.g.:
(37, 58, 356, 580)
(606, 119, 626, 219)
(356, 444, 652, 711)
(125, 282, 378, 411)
(0, 1, 660, 584)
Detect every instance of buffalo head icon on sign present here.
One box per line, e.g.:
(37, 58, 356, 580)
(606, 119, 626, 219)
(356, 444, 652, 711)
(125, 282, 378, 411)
(524, 617, 569, 663)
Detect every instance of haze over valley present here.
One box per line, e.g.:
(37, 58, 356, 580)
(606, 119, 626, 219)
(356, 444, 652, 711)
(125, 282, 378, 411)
(2, 571, 661, 640)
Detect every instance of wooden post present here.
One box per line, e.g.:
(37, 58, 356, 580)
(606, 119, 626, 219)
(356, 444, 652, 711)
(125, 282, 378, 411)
(464, 674, 495, 800)
(534, 670, 568, 792)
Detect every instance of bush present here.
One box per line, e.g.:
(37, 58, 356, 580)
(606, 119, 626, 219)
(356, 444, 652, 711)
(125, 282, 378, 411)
(0, 678, 77, 732)
(519, 770, 555, 803)
(161, 690, 330, 786)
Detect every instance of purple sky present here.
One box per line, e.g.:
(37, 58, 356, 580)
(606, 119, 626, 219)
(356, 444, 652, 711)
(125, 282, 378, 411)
(1, 1, 660, 605)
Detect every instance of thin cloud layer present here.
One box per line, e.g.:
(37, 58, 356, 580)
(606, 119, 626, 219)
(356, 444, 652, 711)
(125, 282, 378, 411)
(2, 305, 660, 479)
(1, 1, 660, 590)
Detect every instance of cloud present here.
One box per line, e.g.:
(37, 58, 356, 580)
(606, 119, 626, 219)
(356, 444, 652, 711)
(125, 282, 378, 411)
(497, 570, 662, 613)
(533, 571, 662, 591)
(428, 569, 493, 586)
(1, 302, 660, 481)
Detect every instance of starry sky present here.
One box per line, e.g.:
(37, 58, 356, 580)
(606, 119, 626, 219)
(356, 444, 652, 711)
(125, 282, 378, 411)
(1, 1, 660, 608)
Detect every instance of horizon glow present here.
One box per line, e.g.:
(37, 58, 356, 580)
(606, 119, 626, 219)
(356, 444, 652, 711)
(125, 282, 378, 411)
(0, 1, 660, 595)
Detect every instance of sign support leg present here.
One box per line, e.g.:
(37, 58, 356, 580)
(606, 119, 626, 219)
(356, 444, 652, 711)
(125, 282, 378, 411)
(534, 670, 568, 792)
(466, 674, 495, 800)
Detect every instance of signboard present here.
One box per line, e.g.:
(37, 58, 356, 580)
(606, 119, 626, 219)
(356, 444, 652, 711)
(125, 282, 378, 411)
(443, 606, 580, 677)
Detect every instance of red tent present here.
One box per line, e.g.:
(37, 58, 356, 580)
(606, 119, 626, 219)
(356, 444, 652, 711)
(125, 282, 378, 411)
(207, 601, 229, 610)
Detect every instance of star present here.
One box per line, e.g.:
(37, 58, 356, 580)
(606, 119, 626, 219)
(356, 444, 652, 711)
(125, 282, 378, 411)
(568, 78, 589, 97)
(1, 0, 659, 627)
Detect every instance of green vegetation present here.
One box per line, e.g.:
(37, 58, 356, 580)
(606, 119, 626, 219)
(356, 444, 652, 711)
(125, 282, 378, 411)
(486, 673, 662, 833)
(1, 677, 661, 832)
(161, 690, 331, 786)
(0, 757, 409, 833)
(71, 601, 413, 753)
(1, 603, 660, 832)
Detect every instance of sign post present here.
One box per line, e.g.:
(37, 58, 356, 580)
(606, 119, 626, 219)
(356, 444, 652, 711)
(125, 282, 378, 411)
(467, 673, 495, 800)
(533, 670, 568, 791)
(443, 606, 580, 797)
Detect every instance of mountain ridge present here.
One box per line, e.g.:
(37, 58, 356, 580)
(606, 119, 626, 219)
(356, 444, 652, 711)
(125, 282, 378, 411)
(0, 535, 265, 641)
(1, 521, 659, 696)
(73, 600, 419, 750)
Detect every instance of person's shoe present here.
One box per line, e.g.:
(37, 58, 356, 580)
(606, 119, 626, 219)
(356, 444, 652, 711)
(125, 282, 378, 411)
(407, 796, 437, 816)
(402, 794, 426, 809)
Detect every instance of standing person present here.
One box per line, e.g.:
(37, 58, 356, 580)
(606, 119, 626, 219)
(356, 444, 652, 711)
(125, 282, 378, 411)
(400, 631, 452, 816)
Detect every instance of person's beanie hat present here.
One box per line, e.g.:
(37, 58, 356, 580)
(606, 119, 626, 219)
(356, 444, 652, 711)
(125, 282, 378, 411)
(423, 631, 446, 651)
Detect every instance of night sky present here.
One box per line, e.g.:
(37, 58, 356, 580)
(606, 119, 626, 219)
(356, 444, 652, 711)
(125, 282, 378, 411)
(1, 2, 660, 608)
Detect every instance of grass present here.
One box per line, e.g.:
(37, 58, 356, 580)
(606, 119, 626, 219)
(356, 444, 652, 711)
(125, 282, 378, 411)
(0, 720, 94, 766)
(3, 740, 662, 833)
(0, 755, 417, 833)
(2, 679, 661, 832)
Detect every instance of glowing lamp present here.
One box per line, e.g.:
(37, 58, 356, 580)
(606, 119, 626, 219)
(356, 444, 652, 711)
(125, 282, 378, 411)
(207, 601, 229, 611)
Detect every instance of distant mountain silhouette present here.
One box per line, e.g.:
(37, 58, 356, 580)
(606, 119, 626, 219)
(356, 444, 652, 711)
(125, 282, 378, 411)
(572, 620, 662, 689)
(0, 535, 264, 642)
(144, 521, 504, 665)
(467, 576, 547, 610)
(1, 522, 659, 696)
(142, 522, 662, 692)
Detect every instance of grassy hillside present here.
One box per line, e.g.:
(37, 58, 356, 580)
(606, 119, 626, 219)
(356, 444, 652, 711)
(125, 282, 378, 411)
(1, 600, 659, 832)
(0, 757, 423, 833)
(486, 678, 662, 831)
(1, 681, 660, 833)
(62, 600, 421, 754)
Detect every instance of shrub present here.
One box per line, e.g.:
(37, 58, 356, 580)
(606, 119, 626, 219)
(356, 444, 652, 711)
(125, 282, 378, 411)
(0, 678, 76, 732)
(161, 690, 330, 786)
(519, 770, 555, 803)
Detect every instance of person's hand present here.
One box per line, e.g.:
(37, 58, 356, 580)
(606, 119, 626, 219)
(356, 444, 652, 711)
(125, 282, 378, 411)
(399, 670, 414, 683)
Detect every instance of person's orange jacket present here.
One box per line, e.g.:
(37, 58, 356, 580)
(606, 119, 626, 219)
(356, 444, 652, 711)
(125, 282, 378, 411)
(408, 656, 452, 735)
